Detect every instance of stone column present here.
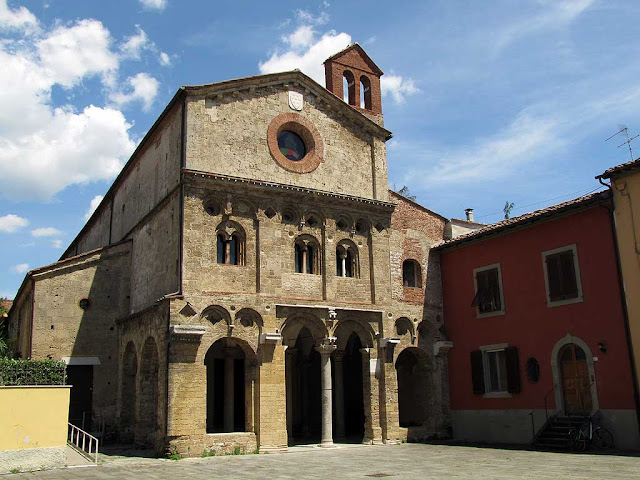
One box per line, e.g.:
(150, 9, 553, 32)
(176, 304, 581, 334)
(340, 252, 347, 278)
(224, 240, 231, 264)
(245, 364, 255, 433)
(224, 356, 235, 432)
(318, 341, 337, 447)
(285, 348, 297, 442)
(301, 246, 308, 274)
(333, 351, 345, 441)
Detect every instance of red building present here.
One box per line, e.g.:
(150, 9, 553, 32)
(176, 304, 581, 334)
(434, 191, 640, 450)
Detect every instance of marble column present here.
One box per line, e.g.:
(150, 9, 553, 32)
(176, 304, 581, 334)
(318, 342, 337, 447)
(285, 348, 297, 442)
(224, 356, 235, 432)
(333, 351, 345, 441)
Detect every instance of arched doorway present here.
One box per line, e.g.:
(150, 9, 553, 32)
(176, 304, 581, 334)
(341, 333, 364, 442)
(395, 348, 429, 428)
(205, 338, 253, 433)
(286, 327, 322, 444)
(139, 337, 159, 447)
(120, 341, 137, 444)
(559, 343, 592, 415)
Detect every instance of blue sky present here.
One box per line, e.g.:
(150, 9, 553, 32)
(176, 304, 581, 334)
(1, 0, 639, 299)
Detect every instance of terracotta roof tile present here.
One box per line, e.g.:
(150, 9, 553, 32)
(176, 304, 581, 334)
(433, 190, 610, 250)
(598, 157, 640, 179)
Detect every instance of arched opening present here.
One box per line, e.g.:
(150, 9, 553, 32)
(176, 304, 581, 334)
(205, 338, 250, 433)
(343, 70, 356, 105)
(336, 241, 358, 278)
(360, 76, 372, 110)
(216, 221, 245, 265)
(286, 327, 322, 444)
(402, 259, 422, 288)
(559, 343, 592, 415)
(395, 348, 429, 428)
(341, 333, 364, 441)
(120, 341, 137, 444)
(294, 236, 320, 274)
(139, 337, 159, 447)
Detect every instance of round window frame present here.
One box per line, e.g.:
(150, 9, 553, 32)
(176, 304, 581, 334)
(267, 113, 324, 174)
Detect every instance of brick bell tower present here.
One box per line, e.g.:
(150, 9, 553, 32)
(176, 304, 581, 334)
(324, 43, 384, 121)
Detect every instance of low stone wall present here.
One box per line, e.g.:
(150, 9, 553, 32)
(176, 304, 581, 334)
(0, 386, 71, 473)
(167, 432, 257, 458)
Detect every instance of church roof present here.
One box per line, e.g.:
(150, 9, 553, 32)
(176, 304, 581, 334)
(323, 43, 384, 76)
(181, 69, 391, 138)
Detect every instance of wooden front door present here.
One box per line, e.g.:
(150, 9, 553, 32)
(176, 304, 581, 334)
(560, 344, 592, 415)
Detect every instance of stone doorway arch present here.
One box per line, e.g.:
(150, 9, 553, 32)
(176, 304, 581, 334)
(551, 334, 599, 415)
(395, 347, 430, 429)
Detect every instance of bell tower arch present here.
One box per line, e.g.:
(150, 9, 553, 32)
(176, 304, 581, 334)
(324, 43, 384, 118)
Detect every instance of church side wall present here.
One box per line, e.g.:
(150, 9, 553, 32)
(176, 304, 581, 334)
(29, 242, 131, 431)
(129, 190, 181, 313)
(387, 192, 450, 438)
(67, 102, 183, 258)
(185, 87, 384, 201)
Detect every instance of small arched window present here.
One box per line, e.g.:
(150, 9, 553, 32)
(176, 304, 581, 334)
(343, 70, 356, 106)
(216, 222, 245, 266)
(402, 259, 422, 288)
(294, 236, 320, 274)
(360, 75, 372, 110)
(336, 241, 359, 278)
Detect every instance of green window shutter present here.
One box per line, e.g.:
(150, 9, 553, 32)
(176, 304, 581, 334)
(505, 346, 521, 394)
(470, 350, 485, 395)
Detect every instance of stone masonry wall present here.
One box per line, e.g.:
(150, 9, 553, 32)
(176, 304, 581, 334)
(185, 84, 387, 201)
(29, 242, 132, 430)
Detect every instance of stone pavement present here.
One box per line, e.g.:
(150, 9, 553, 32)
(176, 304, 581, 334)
(6, 443, 640, 479)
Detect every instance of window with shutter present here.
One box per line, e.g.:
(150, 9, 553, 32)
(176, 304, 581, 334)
(474, 343, 519, 397)
(471, 264, 505, 316)
(542, 245, 583, 307)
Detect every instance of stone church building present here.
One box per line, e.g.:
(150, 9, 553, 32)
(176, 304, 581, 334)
(8, 45, 455, 456)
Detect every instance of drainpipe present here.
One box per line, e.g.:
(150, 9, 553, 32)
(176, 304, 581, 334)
(598, 176, 640, 437)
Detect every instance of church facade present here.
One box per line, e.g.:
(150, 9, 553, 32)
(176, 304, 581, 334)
(8, 45, 454, 456)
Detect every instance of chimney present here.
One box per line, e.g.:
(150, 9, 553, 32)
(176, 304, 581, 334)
(464, 208, 474, 222)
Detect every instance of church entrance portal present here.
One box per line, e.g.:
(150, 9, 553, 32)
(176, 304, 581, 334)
(286, 327, 322, 444)
(205, 338, 248, 433)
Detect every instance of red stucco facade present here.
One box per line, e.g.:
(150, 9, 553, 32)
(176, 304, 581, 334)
(439, 200, 639, 447)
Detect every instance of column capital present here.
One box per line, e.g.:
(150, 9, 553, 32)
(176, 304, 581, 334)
(317, 343, 337, 356)
(359, 347, 371, 356)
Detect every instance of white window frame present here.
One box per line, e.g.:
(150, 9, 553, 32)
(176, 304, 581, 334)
(479, 343, 511, 398)
(541, 244, 583, 308)
(473, 263, 505, 318)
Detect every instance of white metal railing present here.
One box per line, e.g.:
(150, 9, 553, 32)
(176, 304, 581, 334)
(68, 423, 99, 464)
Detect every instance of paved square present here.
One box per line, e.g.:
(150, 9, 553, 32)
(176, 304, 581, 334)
(7, 444, 640, 479)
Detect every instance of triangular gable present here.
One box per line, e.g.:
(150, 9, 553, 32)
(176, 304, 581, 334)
(323, 43, 384, 76)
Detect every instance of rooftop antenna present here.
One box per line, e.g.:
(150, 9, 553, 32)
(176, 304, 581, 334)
(606, 125, 639, 161)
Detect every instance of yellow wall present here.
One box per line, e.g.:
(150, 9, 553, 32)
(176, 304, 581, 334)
(611, 173, 640, 393)
(0, 386, 70, 450)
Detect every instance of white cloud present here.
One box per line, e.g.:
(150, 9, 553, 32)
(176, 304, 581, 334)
(0, 9, 138, 201)
(260, 30, 351, 84)
(31, 227, 63, 237)
(381, 74, 419, 104)
(109, 72, 159, 111)
(0, 214, 28, 233)
(158, 51, 171, 66)
(51, 239, 63, 249)
(0, 0, 37, 31)
(139, 0, 167, 11)
(260, 24, 418, 105)
(283, 25, 315, 49)
(84, 195, 104, 220)
(493, 0, 594, 52)
(119, 25, 150, 60)
(10, 263, 29, 275)
(36, 19, 118, 88)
